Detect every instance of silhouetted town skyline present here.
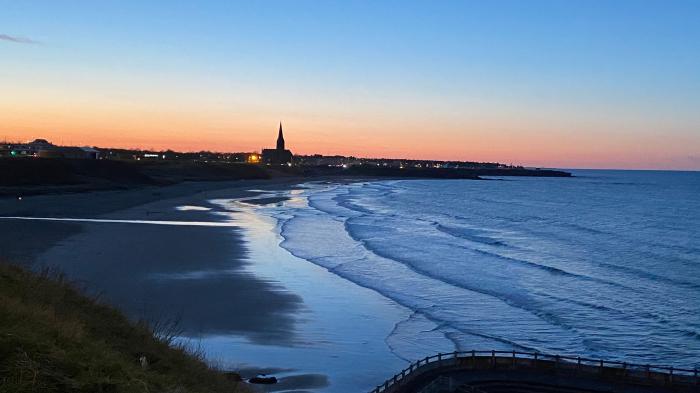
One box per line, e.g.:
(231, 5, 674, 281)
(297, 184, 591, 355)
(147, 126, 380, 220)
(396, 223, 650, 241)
(1, 124, 524, 170)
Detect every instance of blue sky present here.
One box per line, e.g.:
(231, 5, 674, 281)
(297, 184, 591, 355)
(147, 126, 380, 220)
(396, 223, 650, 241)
(1, 1, 699, 169)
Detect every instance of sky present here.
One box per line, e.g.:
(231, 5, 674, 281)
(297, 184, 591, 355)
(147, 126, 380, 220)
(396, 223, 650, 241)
(1, 1, 699, 170)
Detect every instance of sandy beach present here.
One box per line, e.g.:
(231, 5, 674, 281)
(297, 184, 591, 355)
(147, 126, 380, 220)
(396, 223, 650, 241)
(0, 177, 412, 392)
(0, 179, 306, 342)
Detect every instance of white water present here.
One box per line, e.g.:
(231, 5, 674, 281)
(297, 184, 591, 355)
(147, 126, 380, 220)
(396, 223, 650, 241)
(202, 170, 699, 391)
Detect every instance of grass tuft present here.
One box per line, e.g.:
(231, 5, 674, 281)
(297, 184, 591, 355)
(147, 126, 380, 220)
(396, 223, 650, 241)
(0, 262, 249, 393)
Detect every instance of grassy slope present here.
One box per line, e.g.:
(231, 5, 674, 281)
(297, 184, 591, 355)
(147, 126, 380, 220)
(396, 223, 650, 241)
(0, 263, 249, 393)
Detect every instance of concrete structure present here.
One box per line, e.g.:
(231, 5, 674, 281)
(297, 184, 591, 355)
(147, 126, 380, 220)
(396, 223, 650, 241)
(261, 122, 293, 165)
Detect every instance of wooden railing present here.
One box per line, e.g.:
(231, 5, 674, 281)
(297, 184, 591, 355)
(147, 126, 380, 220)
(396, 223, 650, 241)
(370, 350, 699, 393)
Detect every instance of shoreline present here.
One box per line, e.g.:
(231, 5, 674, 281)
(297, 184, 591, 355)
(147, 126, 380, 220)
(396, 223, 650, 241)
(0, 178, 309, 341)
(0, 178, 302, 262)
(4, 173, 695, 389)
(202, 188, 413, 392)
(0, 176, 412, 392)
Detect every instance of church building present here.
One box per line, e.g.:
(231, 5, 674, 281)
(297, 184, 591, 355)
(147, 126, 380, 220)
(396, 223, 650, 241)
(261, 122, 293, 165)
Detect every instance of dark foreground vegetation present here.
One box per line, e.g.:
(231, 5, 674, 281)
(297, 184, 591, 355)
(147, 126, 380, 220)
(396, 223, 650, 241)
(0, 157, 571, 197)
(0, 158, 270, 196)
(0, 262, 249, 393)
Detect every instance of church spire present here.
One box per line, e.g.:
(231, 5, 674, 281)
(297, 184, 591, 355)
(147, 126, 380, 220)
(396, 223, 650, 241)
(276, 122, 285, 150)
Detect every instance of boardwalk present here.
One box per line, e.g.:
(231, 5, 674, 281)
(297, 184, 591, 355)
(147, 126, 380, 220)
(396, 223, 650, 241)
(371, 351, 699, 393)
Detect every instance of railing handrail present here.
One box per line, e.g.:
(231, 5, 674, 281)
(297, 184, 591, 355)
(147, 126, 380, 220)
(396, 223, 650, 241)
(370, 349, 699, 393)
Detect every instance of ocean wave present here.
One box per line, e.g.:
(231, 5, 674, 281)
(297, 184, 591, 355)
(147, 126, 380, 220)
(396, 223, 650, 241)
(337, 219, 592, 338)
(434, 223, 507, 246)
(594, 260, 700, 291)
(463, 247, 633, 290)
(249, 174, 700, 367)
(276, 209, 587, 354)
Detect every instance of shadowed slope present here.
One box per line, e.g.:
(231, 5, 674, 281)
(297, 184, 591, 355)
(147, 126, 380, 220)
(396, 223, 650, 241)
(0, 262, 251, 393)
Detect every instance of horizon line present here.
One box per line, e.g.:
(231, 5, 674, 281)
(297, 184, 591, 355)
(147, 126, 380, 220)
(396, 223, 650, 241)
(3, 137, 698, 172)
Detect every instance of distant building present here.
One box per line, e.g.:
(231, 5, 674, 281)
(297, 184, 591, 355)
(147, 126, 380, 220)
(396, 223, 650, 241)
(28, 138, 54, 151)
(36, 146, 100, 159)
(5, 139, 99, 159)
(246, 153, 261, 164)
(7, 138, 55, 157)
(261, 122, 293, 165)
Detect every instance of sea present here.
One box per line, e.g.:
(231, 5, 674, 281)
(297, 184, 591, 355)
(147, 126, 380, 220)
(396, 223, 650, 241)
(200, 170, 700, 392)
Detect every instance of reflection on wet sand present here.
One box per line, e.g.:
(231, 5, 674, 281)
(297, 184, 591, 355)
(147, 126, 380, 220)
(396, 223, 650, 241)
(0, 216, 235, 226)
(29, 212, 302, 345)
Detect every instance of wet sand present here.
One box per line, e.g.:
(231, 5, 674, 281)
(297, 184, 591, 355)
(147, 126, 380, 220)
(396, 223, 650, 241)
(240, 196, 291, 205)
(0, 176, 410, 391)
(196, 187, 412, 393)
(0, 178, 305, 344)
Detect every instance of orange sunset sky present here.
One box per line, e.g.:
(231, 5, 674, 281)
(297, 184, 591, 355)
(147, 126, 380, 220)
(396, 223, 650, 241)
(1, 2, 699, 170)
